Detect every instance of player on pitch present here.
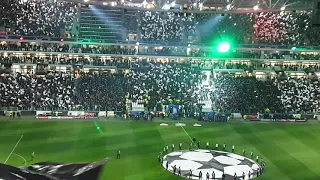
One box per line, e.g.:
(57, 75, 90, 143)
(198, 171, 202, 180)
(212, 171, 215, 180)
(117, 150, 121, 159)
(206, 172, 210, 180)
(189, 169, 193, 179)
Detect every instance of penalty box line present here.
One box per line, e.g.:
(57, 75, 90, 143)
(4, 135, 24, 164)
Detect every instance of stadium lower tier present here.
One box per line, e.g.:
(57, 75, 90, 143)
(1, 61, 320, 114)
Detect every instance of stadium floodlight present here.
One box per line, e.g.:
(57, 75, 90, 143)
(217, 42, 231, 53)
(84, 0, 89, 2)
(280, 6, 286, 11)
(103, 2, 108, 5)
(253, 5, 259, 10)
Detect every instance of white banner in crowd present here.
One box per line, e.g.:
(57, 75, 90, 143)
(68, 111, 85, 116)
(36, 111, 52, 116)
(98, 111, 107, 117)
(107, 111, 115, 117)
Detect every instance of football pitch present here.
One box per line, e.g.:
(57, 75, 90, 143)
(1, 117, 320, 180)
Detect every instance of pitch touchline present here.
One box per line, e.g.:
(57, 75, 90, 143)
(4, 135, 24, 164)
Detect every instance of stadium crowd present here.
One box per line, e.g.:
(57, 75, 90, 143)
(277, 78, 320, 113)
(253, 12, 309, 45)
(140, 11, 185, 42)
(74, 73, 128, 111)
(140, 11, 320, 45)
(0, 1, 319, 113)
(127, 61, 201, 110)
(0, 0, 77, 37)
(0, 0, 320, 45)
(0, 72, 74, 109)
(213, 76, 283, 113)
(0, 61, 319, 114)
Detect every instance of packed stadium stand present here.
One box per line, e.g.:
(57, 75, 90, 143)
(81, 7, 320, 45)
(0, 0, 319, 45)
(0, 0, 319, 115)
(0, 0, 77, 37)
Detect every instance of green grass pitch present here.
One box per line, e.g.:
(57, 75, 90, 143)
(0, 117, 320, 180)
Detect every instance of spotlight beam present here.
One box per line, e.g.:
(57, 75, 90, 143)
(235, 0, 245, 10)
(271, 0, 280, 8)
(269, 0, 272, 8)
(285, 1, 299, 7)
(262, 0, 270, 8)
(201, 0, 207, 6)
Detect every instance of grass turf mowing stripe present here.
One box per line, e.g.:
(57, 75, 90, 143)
(99, 122, 162, 180)
(2, 119, 320, 180)
(254, 124, 320, 178)
(282, 125, 320, 156)
(157, 125, 192, 150)
(4, 135, 24, 164)
(232, 124, 291, 180)
(234, 124, 318, 180)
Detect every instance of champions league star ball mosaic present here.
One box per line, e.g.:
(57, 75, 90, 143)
(162, 149, 261, 180)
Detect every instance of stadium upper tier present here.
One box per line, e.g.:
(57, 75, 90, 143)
(1, 0, 320, 45)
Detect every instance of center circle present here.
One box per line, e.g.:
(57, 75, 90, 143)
(162, 149, 262, 180)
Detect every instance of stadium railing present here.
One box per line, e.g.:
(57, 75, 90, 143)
(2, 35, 320, 50)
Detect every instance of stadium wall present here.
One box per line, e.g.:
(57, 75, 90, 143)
(34, 111, 109, 119)
(0, 110, 317, 122)
(240, 113, 310, 122)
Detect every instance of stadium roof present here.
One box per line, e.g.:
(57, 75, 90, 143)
(72, 0, 314, 10)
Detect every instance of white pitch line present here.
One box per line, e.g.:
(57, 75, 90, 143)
(4, 135, 24, 164)
(12, 153, 27, 165)
(179, 123, 193, 142)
